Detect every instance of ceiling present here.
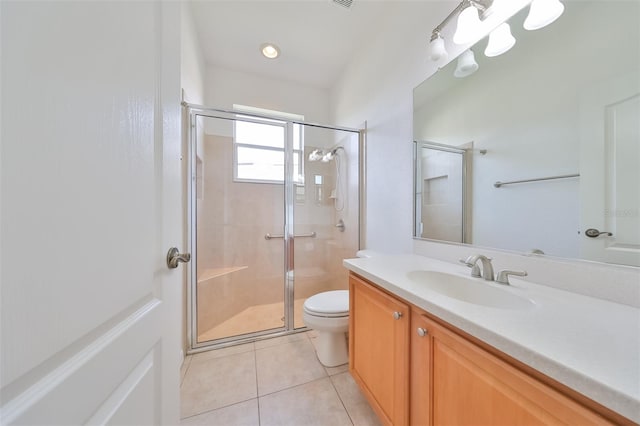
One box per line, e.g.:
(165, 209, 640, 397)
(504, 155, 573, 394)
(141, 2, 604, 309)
(189, 0, 397, 89)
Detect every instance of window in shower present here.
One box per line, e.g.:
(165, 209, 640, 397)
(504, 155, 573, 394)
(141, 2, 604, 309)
(233, 106, 305, 184)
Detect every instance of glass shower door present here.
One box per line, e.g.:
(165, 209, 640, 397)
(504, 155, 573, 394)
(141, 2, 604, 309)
(292, 125, 360, 328)
(192, 112, 287, 345)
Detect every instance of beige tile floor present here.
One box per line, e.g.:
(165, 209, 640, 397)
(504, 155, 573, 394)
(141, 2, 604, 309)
(181, 331, 381, 426)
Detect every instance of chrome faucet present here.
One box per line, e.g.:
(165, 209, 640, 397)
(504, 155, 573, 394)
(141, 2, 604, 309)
(461, 254, 494, 281)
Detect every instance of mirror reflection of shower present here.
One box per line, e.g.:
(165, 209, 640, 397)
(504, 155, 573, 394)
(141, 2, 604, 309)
(308, 146, 345, 211)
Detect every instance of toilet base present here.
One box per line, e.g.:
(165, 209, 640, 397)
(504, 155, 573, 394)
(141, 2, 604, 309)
(315, 330, 348, 367)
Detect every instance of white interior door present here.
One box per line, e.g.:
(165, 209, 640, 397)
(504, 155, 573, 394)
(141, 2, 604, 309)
(1, 1, 182, 424)
(579, 71, 640, 266)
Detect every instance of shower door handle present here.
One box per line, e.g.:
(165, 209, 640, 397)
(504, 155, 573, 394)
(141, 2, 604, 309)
(294, 232, 316, 238)
(166, 247, 191, 269)
(264, 233, 284, 240)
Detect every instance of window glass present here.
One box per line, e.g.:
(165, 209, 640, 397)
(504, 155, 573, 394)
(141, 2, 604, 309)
(233, 110, 304, 184)
(237, 146, 285, 182)
(235, 120, 285, 149)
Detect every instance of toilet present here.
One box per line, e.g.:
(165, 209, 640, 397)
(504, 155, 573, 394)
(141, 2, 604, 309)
(303, 290, 349, 367)
(303, 250, 380, 367)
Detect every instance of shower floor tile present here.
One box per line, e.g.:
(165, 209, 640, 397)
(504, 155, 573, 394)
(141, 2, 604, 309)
(180, 331, 381, 426)
(197, 298, 306, 342)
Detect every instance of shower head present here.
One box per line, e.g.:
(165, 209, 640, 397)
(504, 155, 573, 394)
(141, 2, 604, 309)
(308, 146, 344, 163)
(323, 146, 345, 162)
(321, 151, 335, 162)
(308, 149, 324, 162)
(309, 146, 344, 163)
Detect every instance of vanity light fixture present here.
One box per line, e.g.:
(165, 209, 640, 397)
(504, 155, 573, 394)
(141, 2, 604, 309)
(484, 22, 516, 57)
(429, 32, 448, 62)
(429, 0, 493, 63)
(428, 0, 564, 76)
(260, 43, 280, 59)
(524, 0, 565, 30)
(454, 49, 479, 78)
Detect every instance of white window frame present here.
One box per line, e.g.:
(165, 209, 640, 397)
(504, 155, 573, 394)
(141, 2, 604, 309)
(232, 105, 305, 185)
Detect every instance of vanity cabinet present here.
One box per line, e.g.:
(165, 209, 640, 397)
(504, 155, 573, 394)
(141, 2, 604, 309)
(349, 273, 410, 426)
(349, 273, 624, 426)
(411, 311, 612, 425)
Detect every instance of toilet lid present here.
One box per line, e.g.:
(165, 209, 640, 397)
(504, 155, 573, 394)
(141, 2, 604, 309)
(304, 290, 349, 317)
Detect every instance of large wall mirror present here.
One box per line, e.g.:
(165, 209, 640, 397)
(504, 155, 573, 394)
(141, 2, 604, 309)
(413, 1, 640, 267)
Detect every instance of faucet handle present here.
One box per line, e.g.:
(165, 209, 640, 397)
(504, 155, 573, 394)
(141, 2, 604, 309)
(496, 269, 528, 285)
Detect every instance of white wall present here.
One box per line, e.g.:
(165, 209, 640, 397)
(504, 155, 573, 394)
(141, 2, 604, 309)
(181, 3, 205, 104)
(329, 1, 460, 254)
(205, 65, 330, 123)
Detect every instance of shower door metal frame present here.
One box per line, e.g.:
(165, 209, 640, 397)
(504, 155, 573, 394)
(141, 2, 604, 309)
(413, 140, 468, 244)
(184, 102, 364, 353)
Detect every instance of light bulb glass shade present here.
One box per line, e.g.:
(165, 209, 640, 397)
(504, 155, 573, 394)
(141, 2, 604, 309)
(454, 49, 479, 78)
(429, 35, 448, 62)
(524, 0, 565, 30)
(484, 23, 516, 57)
(453, 5, 482, 45)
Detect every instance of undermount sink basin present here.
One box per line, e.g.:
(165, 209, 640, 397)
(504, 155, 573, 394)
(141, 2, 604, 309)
(407, 270, 535, 310)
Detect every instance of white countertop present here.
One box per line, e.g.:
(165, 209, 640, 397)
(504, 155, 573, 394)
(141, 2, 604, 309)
(343, 254, 640, 423)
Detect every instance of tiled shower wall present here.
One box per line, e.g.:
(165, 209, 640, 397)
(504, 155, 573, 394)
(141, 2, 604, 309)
(419, 149, 464, 242)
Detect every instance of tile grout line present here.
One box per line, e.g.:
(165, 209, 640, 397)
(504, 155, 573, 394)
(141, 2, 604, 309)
(180, 357, 193, 387)
(180, 349, 258, 422)
(254, 335, 310, 353)
(181, 332, 334, 424)
(328, 372, 356, 426)
(256, 374, 333, 400)
(255, 339, 330, 399)
(179, 397, 259, 422)
(254, 346, 262, 426)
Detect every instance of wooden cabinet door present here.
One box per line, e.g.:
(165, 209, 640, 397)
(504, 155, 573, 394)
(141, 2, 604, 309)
(349, 274, 410, 426)
(410, 311, 431, 426)
(425, 318, 611, 426)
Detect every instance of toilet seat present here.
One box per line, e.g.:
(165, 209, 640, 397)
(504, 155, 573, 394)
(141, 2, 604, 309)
(303, 290, 349, 318)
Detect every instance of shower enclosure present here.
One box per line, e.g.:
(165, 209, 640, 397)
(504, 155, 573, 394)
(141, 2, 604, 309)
(185, 105, 363, 350)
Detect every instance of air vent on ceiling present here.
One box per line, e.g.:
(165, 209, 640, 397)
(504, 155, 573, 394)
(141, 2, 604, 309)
(332, 0, 353, 9)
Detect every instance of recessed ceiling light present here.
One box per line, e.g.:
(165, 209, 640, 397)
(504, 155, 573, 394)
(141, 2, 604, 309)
(260, 43, 280, 59)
